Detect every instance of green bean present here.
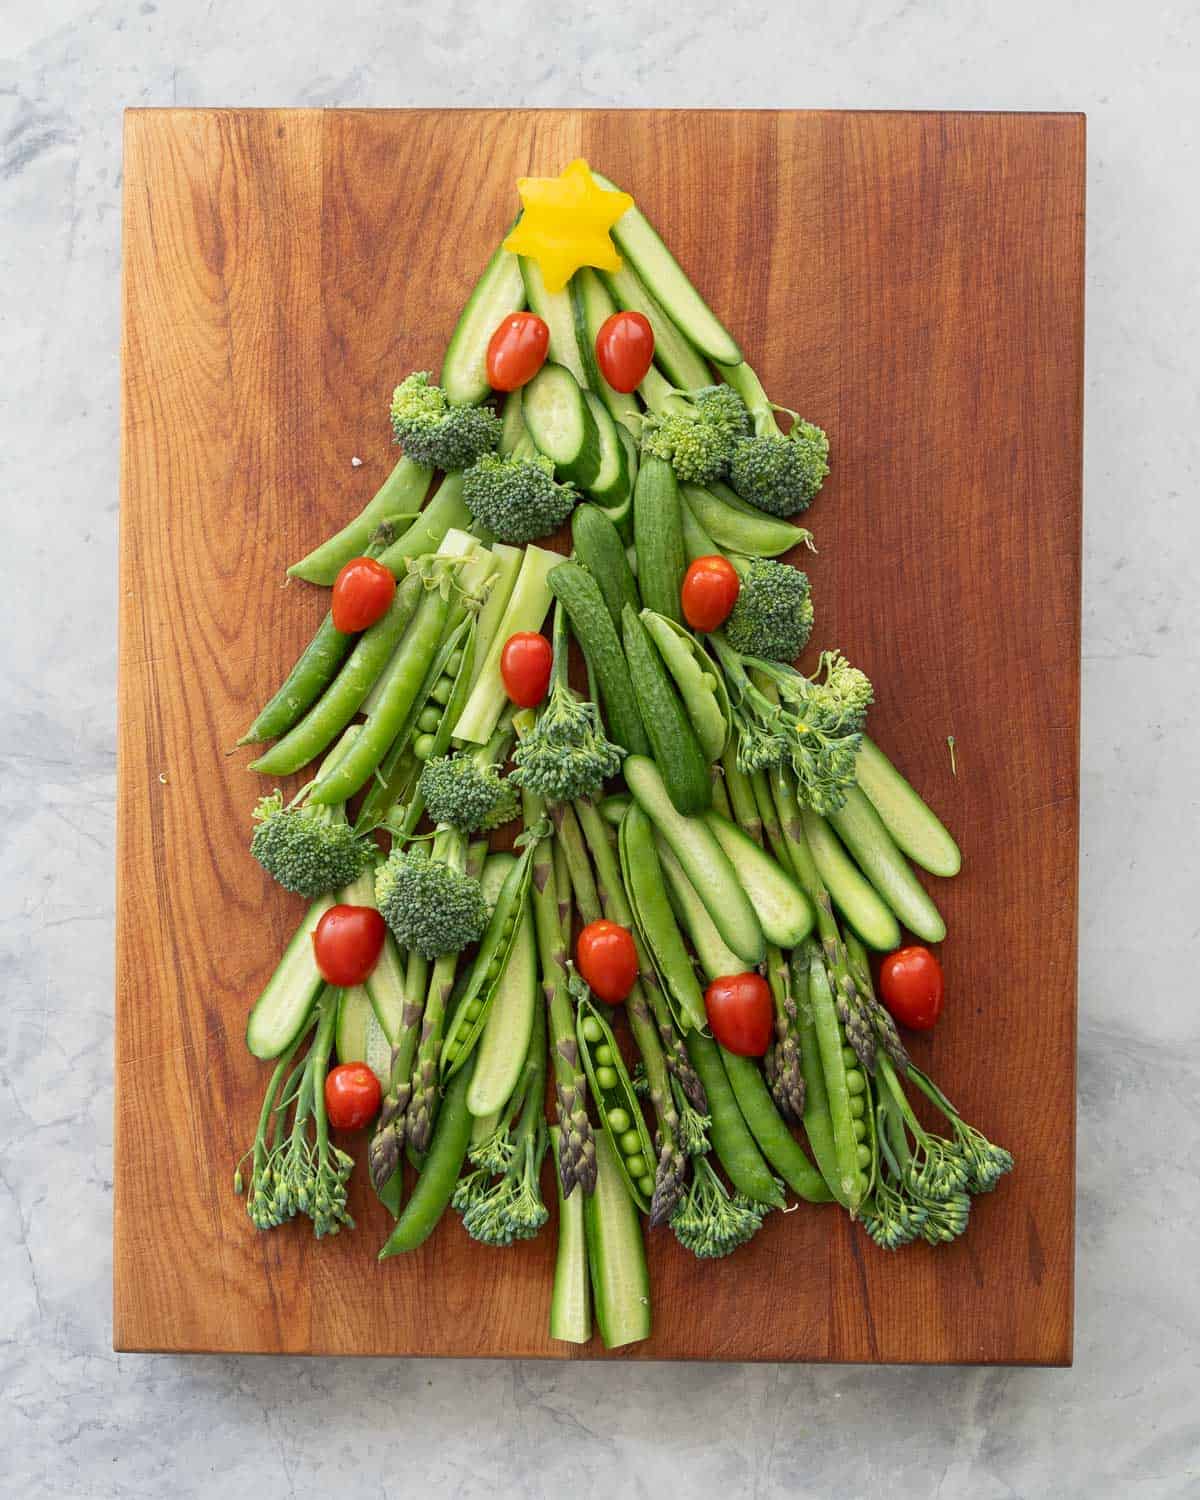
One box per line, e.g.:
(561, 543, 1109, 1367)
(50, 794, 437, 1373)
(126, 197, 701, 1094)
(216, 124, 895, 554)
(249, 571, 425, 776)
(378, 1056, 476, 1257)
(720, 1049, 831, 1203)
(288, 455, 433, 584)
(805, 942, 864, 1213)
(684, 1032, 784, 1208)
(307, 586, 453, 805)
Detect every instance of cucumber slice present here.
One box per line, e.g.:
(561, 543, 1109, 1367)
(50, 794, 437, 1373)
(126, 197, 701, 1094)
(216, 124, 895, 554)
(599, 261, 712, 393)
(441, 246, 526, 406)
(466, 855, 538, 1117)
(592, 171, 742, 368)
(335, 986, 391, 1090)
(829, 786, 947, 944)
(856, 736, 962, 878)
(519, 257, 588, 385)
(703, 810, 815, 949)
(245, 895, 335, 1060)
(571, 268, 641, 434)
(624, 755, 763, 966)
(584, 1130, 651, 1350)
(654, 834, 744, 982)
(550, 1128, 592, 1344)
(801, 809, 902, 952)
(521, 363, 602, 488)
(582, 391, 630, 507)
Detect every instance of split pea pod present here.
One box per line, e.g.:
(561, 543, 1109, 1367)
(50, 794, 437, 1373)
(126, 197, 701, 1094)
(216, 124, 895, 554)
(287, 455, 433, 584)
(249, 570, 426, 777)
(684, 1032, 784, 1209)
(378, 1056, 475, 1258)
(577, 997, 658, 1213)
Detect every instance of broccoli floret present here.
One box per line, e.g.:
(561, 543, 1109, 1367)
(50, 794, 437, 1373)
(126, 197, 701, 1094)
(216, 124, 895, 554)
(669, 1155, 769, 1259)
(730, 420, 830, 517)
(511, 603, 623, 802)
(692, 384, 753, 438)
(250, 788, 373, 898)
(724, 559, 814, 663)
(417, 752, 518, 834)
(374, 843, 489, 959)
(389, 371, 501, 471)
(462, 451, 577, 543)
(640, 384, 749, 485)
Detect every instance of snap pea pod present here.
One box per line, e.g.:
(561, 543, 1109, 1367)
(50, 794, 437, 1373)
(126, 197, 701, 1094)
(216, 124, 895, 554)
(353, 620, 474, 835)
(684, 1032, 784, 1209)
(803, 941, 868, 1214)
(307, 587, 454, 806)
(238, 481, 468, 747)
(640, 611, 730, 763)
(681, 482, 813, 560)
(618, 803, 707, 1032)
(440, 832, 542, 1080)
(287, 455, 432, 584)
(378, 1056, 476, 1258)
(576, 996, 658, 1214)
(248, 570, 426, 777)
(720, 1048, 831, 1204)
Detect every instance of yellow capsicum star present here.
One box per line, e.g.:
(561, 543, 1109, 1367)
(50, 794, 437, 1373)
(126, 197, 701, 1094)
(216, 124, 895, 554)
(504, 159, 634, 294)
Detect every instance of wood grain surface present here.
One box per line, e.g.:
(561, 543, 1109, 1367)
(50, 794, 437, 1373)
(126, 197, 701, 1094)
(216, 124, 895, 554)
(116, 109, 1084, 1362)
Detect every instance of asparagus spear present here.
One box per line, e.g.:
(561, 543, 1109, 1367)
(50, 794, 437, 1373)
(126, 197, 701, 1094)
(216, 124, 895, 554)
(523, 787, 596, 1197)
(369, 945, 430, 1197)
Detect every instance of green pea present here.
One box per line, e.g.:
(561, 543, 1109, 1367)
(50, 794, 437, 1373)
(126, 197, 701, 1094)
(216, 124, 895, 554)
(852, 1118, 867, 1142)
(446, 650, 464, 676)
(854, 1171, 869, 1195)
(465, 999, 483, 1021)
(848, 1094, 866, 1119)
(417, 706, 442, 734)
(619, 1129, 641, 1156)
(445, 1039, 460, 1062)
(594, 1044, 615, 1067)
(637, 1174, 655, 1197)
(595, 1065, 619, 1091)
(606, 1106, 631, 1133)
(430, 675, 454, 706)
(855, 1144, 871, 1169)
(413, 733, 437, 761)
(845, 1068, 866, 1096)
(501, 913, 516, 937)
(624, 1154, 647, 1177)
(582, 1017, 603, 1044)
(841, 1045, 858, 1069)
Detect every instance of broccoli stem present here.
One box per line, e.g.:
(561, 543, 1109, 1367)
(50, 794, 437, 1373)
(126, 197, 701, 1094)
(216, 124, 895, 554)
(524, 788, 596, 1197)
(403, 833, 487, 1153)
(715, 360, 782, 438)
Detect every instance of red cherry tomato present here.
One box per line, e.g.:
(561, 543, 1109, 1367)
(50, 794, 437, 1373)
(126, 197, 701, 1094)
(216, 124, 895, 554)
(704, 973, 773, 1057)
(324, 1062, 382, 1131)
(595, 311, 655, 394)
(500, 631, 553, 708)
(312, 905, 386, 986)
(576, 920, 639, 1005)
(486, 312, 550, 392)
(879, 946, 944, 1030)
(331, 556, 396, 633)
(681, 555, 741, 632)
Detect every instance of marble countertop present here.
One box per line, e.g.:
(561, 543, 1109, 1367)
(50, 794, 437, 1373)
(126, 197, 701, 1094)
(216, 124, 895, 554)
(3, 1, 1198, 1494)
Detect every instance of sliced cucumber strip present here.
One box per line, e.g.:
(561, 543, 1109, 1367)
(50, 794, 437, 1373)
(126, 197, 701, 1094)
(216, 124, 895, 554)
(571, 267, 641, 434)
(521, 362, 602, 488)
(245, 895, 334, 1060)
(654, 834, 745, 982)
(829, 786, 947, 944)
(801, 808, 902, 952)
(335, 986, 391, 1090)
(466, 855, 537, 1118)
(600, 262, 711, 393)
(519, 257, 588, 385)
(584, 1131, 651, 1350)
(441, 246, 526, 406)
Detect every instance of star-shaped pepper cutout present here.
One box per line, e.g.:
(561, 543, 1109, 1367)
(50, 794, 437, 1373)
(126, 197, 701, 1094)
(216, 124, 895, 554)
(504, 159, 634, 294)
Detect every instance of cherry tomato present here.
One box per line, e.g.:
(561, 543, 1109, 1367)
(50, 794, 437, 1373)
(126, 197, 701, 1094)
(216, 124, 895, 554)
(486, 312, 550, 392)
(576, 920, 639, 1005)
(331, 556, 396, 633)
(595, 310, 655, 394)
(879, 946, 944, 1030)
(704, 973, 773, 1057)
(324, 1062, 382, 1131)
(681, 555, 740, 632)
(312, 905, 386, 986)
(500, 631, 553, 707)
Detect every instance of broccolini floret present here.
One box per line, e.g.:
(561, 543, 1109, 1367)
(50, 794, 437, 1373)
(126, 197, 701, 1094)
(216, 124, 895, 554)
(641, 384, 750, 485)
(724, 559, 814, 663)
(462, 451, 578, 543)
(729, 418, 830, 517)
(511, 602, 624, 802)
(374, 843, 489, 959)
(389, 371, 502, 471)
(250, 786, 373, 898)
(670, 1155, 769, 1259)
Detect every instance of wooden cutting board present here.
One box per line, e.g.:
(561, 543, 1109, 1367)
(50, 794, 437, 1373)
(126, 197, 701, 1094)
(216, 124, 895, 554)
(115, 109, 1083, 1362)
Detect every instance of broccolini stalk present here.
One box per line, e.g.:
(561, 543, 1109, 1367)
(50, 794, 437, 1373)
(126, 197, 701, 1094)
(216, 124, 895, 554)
(523, 786, 596, 1197)
(904, 1066, 1014, 1195)
(670, 1154, 768, 1259)
(574, 796, 688, 1227)
(404, 837, 489, 1154)
(234, 1020, 315, 1228)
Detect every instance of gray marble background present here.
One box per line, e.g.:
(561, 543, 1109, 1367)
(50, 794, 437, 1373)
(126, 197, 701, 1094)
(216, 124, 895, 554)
(2, 1, 1198, 1495)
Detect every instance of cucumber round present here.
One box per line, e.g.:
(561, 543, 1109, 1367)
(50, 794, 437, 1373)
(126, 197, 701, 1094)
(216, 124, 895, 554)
(521, 363, 602, 488)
